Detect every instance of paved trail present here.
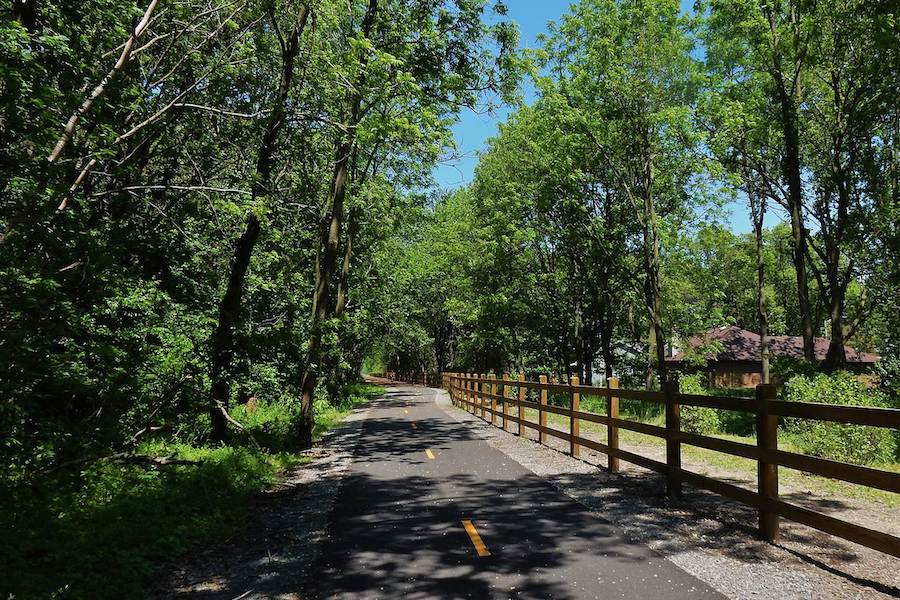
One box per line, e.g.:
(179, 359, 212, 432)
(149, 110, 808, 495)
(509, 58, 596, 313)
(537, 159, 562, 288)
(308, 384, 725, 599)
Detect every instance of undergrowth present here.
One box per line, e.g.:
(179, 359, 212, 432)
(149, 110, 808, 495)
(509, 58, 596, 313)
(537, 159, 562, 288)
(0, 383, 384, 600)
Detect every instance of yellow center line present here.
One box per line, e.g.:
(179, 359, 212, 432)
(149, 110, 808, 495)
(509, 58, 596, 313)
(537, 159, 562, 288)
(425, 448, 435, 459)
(462, 519, 491, 556)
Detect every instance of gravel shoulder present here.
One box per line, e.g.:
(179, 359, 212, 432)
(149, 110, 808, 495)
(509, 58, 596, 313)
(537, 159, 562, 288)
(438, 389, 900, 600)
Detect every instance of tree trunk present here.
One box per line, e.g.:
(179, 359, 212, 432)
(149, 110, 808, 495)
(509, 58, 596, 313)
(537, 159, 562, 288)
(824, 294, 847, 371)
(821, 87, 853, 373)
(298, 0, 378, 448)
(764, 2, 815, 362)
(325, 206, 360, 395)
(750, 183, 770, 384)
(209, 216, 260, 441)
(641, 153, 668, 389)
(778, 96, 815, 362)
(823, 236, 848, 371)
(334, 206, 359, 320)
(208, 5, 310, 442)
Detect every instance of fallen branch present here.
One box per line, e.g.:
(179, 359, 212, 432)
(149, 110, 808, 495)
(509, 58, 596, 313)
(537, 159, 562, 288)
(91, 184, 251, 197)
(215, 402, 262, 451)
(116, 453, 202, 467)
(33, 450, 201, 479)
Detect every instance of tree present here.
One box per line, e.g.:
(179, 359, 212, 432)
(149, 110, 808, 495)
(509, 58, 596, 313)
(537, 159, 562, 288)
(800, 0, 899, 369)
(209, 2, 311, 443)
(705, 0, 816, 361)
(538, 0, 704, 387)
(297, 0, 519, 446)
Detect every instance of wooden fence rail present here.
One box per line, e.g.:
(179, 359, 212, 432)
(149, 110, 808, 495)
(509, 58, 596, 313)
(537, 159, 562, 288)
(396, 371, 900, 558)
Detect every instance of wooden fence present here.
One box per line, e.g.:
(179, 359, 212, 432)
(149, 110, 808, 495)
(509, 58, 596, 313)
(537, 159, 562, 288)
(429, 371, 900, 558)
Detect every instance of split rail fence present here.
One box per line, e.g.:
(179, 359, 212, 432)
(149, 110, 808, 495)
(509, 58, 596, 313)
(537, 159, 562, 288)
(421, 371, 900, 558)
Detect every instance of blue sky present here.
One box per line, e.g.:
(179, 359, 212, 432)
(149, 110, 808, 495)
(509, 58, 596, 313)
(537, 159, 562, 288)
(433, 1, 760, 234)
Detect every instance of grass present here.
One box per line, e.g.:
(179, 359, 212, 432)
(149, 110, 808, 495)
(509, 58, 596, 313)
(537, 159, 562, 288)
(0, 383, 384, 600)
(510, 402, 900, 508)
(314, 383, 384, 438)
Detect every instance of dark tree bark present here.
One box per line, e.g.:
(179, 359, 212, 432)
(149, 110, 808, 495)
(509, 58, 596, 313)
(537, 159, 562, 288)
(334, 206, 359, 320)
(749, 181, 770, 383)
(762, 1, 815, 362)
(777, 87, 815, 362)
(325, 206, 360, 395)
(208, 5, 310, 442)
(12, 0, 37, 31)
(298, 0, 378, 449)
(641, 152, 668, 389)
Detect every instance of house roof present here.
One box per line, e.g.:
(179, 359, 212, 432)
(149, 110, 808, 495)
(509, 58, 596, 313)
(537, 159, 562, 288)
(668, 325, 879, 364)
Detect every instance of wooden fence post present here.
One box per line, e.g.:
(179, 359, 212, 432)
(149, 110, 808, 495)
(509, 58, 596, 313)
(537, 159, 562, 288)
(477, 374, 485, 420)
(570, 375, 580, 457)
(756, 383, 780, 542)
(539, 374, 548, 445)
(451, 373, 457, 405)
(502, 373, 509, 431)
(608, 376, 620, 473)
(665, 376, 682, 499)
(517, 372, 526, 436)
(489, 373, 497, 426)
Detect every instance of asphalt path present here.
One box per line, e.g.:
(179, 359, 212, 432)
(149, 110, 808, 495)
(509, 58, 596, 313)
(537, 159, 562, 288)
(307, 383, 726, 599)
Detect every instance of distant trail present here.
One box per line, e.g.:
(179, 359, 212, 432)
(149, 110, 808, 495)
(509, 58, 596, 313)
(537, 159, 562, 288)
(307, 383, 724, 599)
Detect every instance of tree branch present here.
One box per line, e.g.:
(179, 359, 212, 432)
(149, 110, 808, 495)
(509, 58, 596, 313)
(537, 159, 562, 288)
(48, 0, 160, 163)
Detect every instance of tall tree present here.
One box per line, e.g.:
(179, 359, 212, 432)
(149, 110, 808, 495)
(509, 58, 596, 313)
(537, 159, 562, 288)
(706, 0, 816, 360)
(800, 0, 899, 370)
(540, 0, 703, 387)
(208, 3, 311, 442)
(297, 0, 519, 446)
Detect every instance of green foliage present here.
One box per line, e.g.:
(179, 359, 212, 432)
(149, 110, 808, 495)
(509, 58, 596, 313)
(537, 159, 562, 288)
(783, 373, 898, 465)
(1, 444, 302, 600)
(231, 398, 303, 453)
(678, 374, 721, 435)
(1, 0, 517, 483)
(873, 356, 900, 408)
(313, 384, 384, 438)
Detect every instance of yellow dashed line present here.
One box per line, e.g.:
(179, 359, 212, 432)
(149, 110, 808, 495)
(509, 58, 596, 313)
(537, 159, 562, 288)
(425, 448, 435, 460)
(462, 519, 490, 556)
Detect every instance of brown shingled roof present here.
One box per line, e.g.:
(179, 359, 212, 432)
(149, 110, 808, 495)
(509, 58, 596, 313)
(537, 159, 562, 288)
(669, 326, 879, 363)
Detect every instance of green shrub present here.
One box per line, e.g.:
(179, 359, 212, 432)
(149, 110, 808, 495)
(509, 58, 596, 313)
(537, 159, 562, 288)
(231, 397, 302, 453)
(873, 354, 900, 408)
(783, 373, 897, 465)
(580, 394, 607, 415)
(313, 383, 384, 438)
(678, 374, 721, 435)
